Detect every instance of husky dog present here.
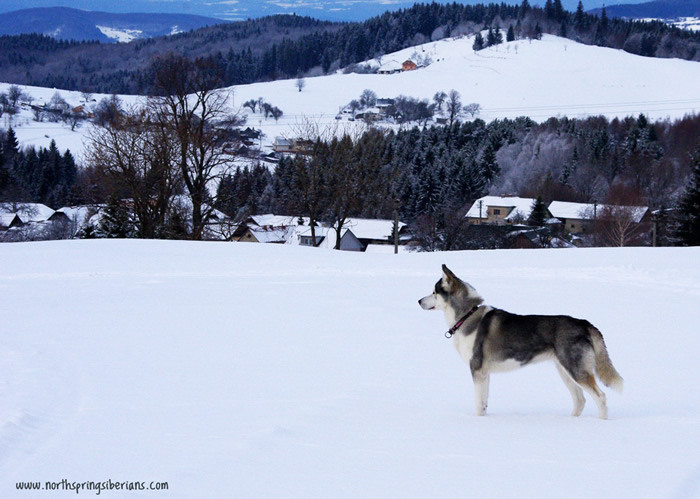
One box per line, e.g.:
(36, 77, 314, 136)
(419, 265, 623, 419)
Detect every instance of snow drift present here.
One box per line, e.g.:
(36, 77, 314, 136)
(1, 240, 699, 497)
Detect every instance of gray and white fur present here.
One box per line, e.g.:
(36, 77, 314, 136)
(419, 265, 623, 419)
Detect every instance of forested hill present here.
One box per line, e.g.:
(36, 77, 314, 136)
(1, 1, 699, 95)
(0, 7, 224, 43)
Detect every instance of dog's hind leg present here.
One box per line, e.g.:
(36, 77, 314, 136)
(472, 371, 490, 416)
(579, 374, 608, 419)
(555, 360, 586, 416)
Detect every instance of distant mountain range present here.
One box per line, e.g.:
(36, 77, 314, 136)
(0, 7, 225, 43)
(0, 0, 624, 23)
(0, 0, 435, 23)
(590, 0, 700, 19)
(2, 2, 699, 45)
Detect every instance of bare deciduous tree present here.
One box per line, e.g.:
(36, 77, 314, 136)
(150, 54, 242, 240)
(446, 89, 462, 127)
(86, 105, 180, 238)
(598, 203, 649, 246)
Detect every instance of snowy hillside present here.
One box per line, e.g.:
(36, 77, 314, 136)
(1, 240, 699, 498)
(3, 33, 700, 159)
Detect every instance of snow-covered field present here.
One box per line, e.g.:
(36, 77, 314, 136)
(1, 240, 699, 498)
(4, 33, 700, 159)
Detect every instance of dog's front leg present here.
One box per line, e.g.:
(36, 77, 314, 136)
(472, 370, 490, 416)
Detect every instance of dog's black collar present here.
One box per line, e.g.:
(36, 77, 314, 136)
(445, 305, 480, 338)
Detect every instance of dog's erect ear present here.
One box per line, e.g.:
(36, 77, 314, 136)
(442, 264, 458, 285)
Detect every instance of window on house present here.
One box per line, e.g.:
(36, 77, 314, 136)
(493, 209, 501, 215)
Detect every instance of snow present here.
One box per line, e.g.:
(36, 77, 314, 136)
(4, 33, 700, 161)
(642, 17, 700, 32)
(1, 240, 699, 497)
(96, 25, 143, 43)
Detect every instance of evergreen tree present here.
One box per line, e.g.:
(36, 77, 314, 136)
(552, 0, 566, 22)
(574, 1, 586, 31)
(519, 0, 531, 18)
(2, 127, 20, 166)
(594, 8, 609, 46)
(534, 22, 543, 40)
(99, 196, 137, 238)
(472, 31, 485, 51)
(487, 27, 497, 47)
(528, 196, 549, 226)
(507, 25, 515, 42)
(478, 141, 500, 183)
(544, 0, 555, 19)
(676, 148, 700, 246)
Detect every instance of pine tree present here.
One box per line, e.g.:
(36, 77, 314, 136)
(472, 32, 485, 51)
(2, 127, 20, 165)
(676, 148, 700, 246)
(519, 0, 531, 18)
(528, 196, 549, 227)
(99, 197, 136, 238)
(478, 141, 500, 183)
(507, 25, 515, 42)
(534, 22, 543, 40)
(595, 8, 609, 46)
(574, 1, 586, 31)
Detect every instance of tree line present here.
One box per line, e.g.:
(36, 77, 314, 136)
(0, 2, 698, 94)
(0, 128, 78, 210)
(216, 114, 700, 248)
(3, 110, 699, 246)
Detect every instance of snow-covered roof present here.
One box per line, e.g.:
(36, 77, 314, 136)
(341, 218, 405, 240)
(250, 214, 306, 228)
(378, 60, 402, 72)
(293, 225, 358, 249)
(547, 201, 594, 220)
(0, 213, 22, 227)
(465, 196, 536, 221)
(0, 203, 55, 223)
(273, 137, 292, 146)
(249, 226, 293, 243)
(548, 201, 648, 223)
(57, 205, 104, 222)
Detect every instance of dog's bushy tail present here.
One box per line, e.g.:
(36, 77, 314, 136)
(590, 327, 624, 393)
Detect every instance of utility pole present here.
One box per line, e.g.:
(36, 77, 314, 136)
(393, 198, 400, 254)
(593, 201, 598, 247)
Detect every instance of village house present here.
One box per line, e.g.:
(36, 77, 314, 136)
(233, 214, 302, 243)
(272, 137, 313, 154)
(340, 218, 409, 249)
(297, 226, 363, 251)
(402, 60, 418, 71)
(0, 213, 24, 230)
(272, 137, 294, 153)
(548, 201, 649, 234)
(378, 60, 403, 74)
(232, 215, 410, 252)
(0, 203, 72, 241)
(465, 196, 538, 225)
